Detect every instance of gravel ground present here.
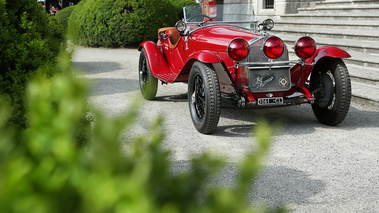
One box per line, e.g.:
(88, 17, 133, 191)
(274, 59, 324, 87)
(72, 47, 379, 212)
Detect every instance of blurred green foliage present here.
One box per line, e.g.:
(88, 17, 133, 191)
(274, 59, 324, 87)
(0, 0, 65, 128)
(0, 68, 285, 212)
(68, 0, 197, 47)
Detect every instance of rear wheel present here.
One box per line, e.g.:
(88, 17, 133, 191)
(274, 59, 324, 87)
(310, 59, 351, 126)
(139, 49, 158, 100)
(188, 62, 221, 134)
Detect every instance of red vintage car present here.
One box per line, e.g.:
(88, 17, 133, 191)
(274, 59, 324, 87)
(138, 3, 351, 134)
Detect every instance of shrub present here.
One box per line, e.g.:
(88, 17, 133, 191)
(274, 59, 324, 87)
(0, 64, 285, 212)
(68, 0, 184, 47)
(0, 0, 64, 128)
(169, 0, 198, 20)
(55, 5, 76, 33)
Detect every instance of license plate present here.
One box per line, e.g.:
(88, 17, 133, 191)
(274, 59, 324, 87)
(257, 97, 283, 105)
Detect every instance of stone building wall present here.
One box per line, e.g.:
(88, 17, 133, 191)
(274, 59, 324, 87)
(206, 0, 320, 18)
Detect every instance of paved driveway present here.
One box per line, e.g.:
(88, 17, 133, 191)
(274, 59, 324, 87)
(73, 47, 379, 212)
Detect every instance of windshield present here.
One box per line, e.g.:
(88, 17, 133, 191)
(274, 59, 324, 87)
(183, 4, 258, 31)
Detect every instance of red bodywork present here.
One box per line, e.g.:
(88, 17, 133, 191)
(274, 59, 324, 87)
(138, 24, 350, 106)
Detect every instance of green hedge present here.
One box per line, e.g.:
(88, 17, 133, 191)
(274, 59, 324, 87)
(169, 0, 198, 20)
(0, 0, 64, 128)
(55, 5, 76, 33)
(68, 0, 197, 47)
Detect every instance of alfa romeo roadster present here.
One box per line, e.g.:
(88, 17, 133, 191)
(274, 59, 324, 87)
(138, 3, 351, 134)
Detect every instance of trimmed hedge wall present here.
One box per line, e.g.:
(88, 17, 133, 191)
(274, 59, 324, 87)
(55, 5, 76, 33)
(68, 0, 197, 47)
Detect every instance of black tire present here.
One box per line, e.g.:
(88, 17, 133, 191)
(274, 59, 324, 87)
(139, 49, 158, 100)
(310, 59, 351, 126)
(188, 62, 221, 134)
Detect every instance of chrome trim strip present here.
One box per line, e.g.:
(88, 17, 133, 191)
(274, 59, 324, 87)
(248, 65, 292, 70)
(185, 21, 259, 25)
(240, 61, 293, 66)
(248, 36, 264, 45)
(186, 23, 257, 35)
(227, 60, 312, 69)
(240, 60, 310, 66)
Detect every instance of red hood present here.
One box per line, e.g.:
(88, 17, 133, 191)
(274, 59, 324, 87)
(191, 25, 259, 50)
(188, 25, 259, 66)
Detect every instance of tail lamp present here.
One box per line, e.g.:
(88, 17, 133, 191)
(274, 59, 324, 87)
(263, 36, 285, 59)
(294, 36, 316, 59)
(227, 38, 250, 61)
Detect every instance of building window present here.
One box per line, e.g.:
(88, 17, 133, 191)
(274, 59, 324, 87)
(264, 0, 274, 9)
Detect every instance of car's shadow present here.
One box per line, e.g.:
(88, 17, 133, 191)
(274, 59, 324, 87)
(172, 160, 325, 208)
(216, 104, 317, 136)
(218, 104, 379, 136)
(86, 78, 140, 97)
(73, 61, 122, 75)
(153, 93, 188, 103)
(153, 92, 379, 136)
(73, 61, 141, 96)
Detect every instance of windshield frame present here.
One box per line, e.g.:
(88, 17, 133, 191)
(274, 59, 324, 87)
(182, 4, 259, 33)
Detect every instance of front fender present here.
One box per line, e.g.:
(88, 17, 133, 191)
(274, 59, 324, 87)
(189, 50, 223, 63)
(138, 41, 171, 76)
(305, 46, 351, 65)
(176, 50, 225, 81)
(293, 46, 351, 87)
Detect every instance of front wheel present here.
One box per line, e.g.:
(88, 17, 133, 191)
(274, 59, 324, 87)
(188, 62, 221, 134)
(310, 59, 351, 126)
(139, 49, 158, 100)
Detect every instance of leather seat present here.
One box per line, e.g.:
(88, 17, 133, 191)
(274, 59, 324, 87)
(168, 28, 181, 49)
(158, 27, 181, 49)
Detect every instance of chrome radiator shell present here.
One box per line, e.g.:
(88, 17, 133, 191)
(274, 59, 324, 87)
(245, 36, 291, 93)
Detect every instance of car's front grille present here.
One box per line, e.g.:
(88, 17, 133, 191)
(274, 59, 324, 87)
(246, 37, 291, 93)
(247, 37, 289, 64)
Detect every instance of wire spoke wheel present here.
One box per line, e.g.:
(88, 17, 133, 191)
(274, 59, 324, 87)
(192, 75, 206, 119)
(316, 70, 335, 109)
(310, 59, 351, 126)
(138, 49, 158, 100)
(140, 57, 148, 90)
(188, 62, 221, 134)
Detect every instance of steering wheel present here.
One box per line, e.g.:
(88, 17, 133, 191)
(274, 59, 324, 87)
(186, 14, 213, 22)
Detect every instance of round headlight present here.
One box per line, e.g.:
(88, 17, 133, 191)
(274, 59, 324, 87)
(294, 36, 316, 59)
(227, 38, 250, 61)
(175, 20, 187, 33)
(263, 19, 275, 31)
(263, 36, 284, 59)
